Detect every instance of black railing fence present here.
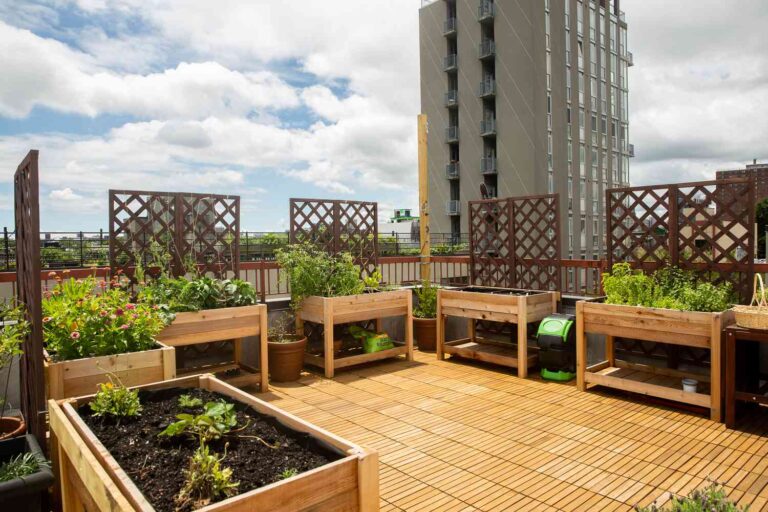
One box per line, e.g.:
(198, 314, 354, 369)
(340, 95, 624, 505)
(0, 229, 469, 272)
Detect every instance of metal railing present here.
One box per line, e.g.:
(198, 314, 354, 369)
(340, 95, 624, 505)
(480, 118, 497, 136)
(446, 200, 461, 216)
(445, 162, 460, 180)
(478, 0, 495, 22)
(445, 90, 458, 107)
(445, 126, 459, 143)
(479, 39, 496, 59)
(480, 157, 497, 175)
(444, 17, 457, 35)
(443, 54, 458, 71)
(478, 79, 496, 98)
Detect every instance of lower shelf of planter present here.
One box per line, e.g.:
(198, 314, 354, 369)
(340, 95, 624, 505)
(176, 362, 264, 388)
(444, 338, 538, 369)
(304, 342, 409, 371)
(584, 366, 711, 408)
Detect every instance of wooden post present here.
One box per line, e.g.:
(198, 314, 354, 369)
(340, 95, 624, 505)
(517, 298, 528, 379)
(418, 114, 431, 283)
(710, 313, 722, 422)
(436, 291, 444, 360)
(576, 301, 586, 391)
(324, 300, 335, 379)
(405, 291, 414, 361)
(605, 334, 615, 367)
(260, 305, 269, 392)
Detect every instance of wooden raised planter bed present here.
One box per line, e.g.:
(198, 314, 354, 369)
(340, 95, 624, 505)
(45, 343, 176, 400)
(436, 287, 560, 378)
(576, 301, 735, 421)
(48, 374, 379, 511)
(297, 289, 413, 379)
(157, 304, 268, 391)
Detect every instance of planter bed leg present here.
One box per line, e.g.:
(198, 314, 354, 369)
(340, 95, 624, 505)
(405, 292, 414, 362)
(436, 293, 445, 360)
(324, 303, 335, 379)
(576, 301, 586, 392)
(517, 299, 528, 379)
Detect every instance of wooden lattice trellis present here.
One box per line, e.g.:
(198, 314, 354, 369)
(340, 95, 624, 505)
(469, 194, 561, 291)
(14, 150, 46, 446)
(289, 198, 378, 276)
(109, 190, 240, 279)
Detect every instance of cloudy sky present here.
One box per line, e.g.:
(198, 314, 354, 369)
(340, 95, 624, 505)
(0, 0, 766, 231)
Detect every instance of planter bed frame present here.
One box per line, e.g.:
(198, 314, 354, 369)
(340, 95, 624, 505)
(157, 304, 268, 391)
(576, 301, 734, 421)
(48, 374, 379, 512)
(45, 343, 176, 400)
(436, 287, 560, 378)
(296, 289, 413, 379)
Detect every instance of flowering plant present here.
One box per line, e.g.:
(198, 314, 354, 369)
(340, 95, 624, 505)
(43, 272, 168, 361)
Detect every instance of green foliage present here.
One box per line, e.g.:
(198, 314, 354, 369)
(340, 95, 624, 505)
(268, 311, 298, 343)
(276, 243, 365, 311)
(602, 263, 732, 313)
(280, 468, 299, 479)
(43, 274, 167, 361)
(175, 443, 239, 509)
(413, 281, 437, 319)
(89, 378, 142, 421)
(160, 400, 238, 443)
(363, 268, 383, 289)
(178, 394, 204, 409)
(431, 242, 468, 255)
(0, 302, 27, 411)
(0, 451, 50, 483)
(138, 276, 256, 313)
(636, 483, 748, 512)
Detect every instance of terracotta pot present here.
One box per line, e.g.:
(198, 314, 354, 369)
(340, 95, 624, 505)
(0, 416, 26, 440)
(268, 335, 308, 382)
(413, 317, 437, 352)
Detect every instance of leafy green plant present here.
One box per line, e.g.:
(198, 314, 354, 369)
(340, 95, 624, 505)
(280, 468, 298, 479)
(43, 274, 168, 361)
(160, 400, 238, 443)
(0, 451, 50, 483)
(636, 482, 748, 512)
(178, 394, 204, 409)
(602, 263, 732, 312)
(276, 243, 365, 311)
(175, 443, 239, 510)
(1, 302, 28, 415)
(138, 276, 256, 313)
(413, 281, 437, 319)
(363, 268, 383, 289)
(89, 377, 142, 421)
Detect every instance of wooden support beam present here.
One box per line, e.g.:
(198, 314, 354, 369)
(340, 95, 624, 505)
(418, 114, 431, 283)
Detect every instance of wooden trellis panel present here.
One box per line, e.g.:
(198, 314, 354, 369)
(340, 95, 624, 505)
(469, 194, 561, 291)
(289, 198, 378, 276)
(14, 150, 46, 446)
(607, 178, 755, 302)
(109, 190, 240, 278)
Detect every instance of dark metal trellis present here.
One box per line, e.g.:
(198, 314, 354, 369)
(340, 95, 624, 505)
(289, 198, 379, 276)
(109, 190, 240, 278)
(469, 194, 561, 291)
(13, 150, 45, 446)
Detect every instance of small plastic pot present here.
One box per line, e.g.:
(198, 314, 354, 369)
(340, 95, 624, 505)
(682, 378, 698, 393)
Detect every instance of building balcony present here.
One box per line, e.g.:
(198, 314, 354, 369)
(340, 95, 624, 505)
(446, 162, 460, 180)
(445, 126, 459, 143)
(626, 51, 634, 67)
(478, 79, 496, 98)
(480, 157, 497, 175)
(444, 54, 458, 72)
(480, 119, 496, 137)
(445, 90, 458, 108)
(629, 143, 635, 158)
(444, 17, 457, 36)
(446, 200, 461, 216)
(478, 0, 495, 23)
(478, 39, 495, 60)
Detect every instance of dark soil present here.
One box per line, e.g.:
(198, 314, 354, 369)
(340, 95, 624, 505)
(79, 387, 343, 512)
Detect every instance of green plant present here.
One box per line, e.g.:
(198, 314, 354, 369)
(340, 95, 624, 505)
(363, 268, 383, 289)
(89, 377, 142, 421)
(178, 394, 204, 409)
(0, 451, 50, 483)
(175, 443, 239, 509)
(276, 243, 365, 311)
(160, 400, 238, 443)
(138, 276, 256, 313)
(413, 281, 437, 319)
(43, 274, 168, 361)
(280, 468, 298, 479)
(636, 482, 748, 512)
(0, 302, 28, 416)
(268, 311, 299, 343)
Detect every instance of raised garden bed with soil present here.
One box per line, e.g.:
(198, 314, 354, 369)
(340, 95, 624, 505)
(49, 375, 378, 512)
(436, 286, 560, 378)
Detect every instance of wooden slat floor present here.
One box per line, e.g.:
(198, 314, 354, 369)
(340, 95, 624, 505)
(253, 352, 768, 511)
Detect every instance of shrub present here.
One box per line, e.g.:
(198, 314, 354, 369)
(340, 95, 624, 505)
(413, 281, 437, 319)
(175, 443, 238, 509)
(43, 274, 167, 361)
(636, 482, 747, 512)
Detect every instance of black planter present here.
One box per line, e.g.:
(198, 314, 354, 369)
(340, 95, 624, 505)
(0, 435, 53, 511)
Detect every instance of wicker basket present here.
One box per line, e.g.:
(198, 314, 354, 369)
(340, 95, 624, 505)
(734, 274, 768, 329)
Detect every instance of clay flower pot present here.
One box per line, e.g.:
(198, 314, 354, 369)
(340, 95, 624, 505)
(268, 335, 308, 382)
(413, 317, 437, 352)
(0, 416, 25, 440)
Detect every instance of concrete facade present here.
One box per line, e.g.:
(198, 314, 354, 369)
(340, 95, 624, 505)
(419, 0, 632, 258)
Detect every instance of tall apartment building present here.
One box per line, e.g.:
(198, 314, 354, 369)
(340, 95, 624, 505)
(419, 0, 632, 258)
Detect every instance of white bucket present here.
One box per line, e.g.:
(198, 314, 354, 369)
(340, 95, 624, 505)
(682, 378, 698, 393)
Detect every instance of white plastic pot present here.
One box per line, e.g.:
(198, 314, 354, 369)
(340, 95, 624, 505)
(682, 378, 698, 393)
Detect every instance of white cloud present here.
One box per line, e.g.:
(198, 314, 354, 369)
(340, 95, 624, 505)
(49, 188, 82, 201)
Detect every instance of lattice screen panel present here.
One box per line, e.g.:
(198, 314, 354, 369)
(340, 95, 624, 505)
(469, 199, 513, 288)
(14, 150, 46, 446)
(289, 198, 378, 276)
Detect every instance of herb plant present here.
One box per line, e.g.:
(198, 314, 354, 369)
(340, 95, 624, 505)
(0, 451, 50, 483)
(276, 243, 365, 311)
(178, 394, 204, 409)
(0, 302, 28, 416)
(175, 443, 239, 509)
(138, 276, 256, 313)
(635, 482, 747, 512)
(280, 468, 298, 479)
(413, 281, 437, 319)
(268, 311, 300, 343)
(160, 400, 238, 443)
(89, 378, 142, 421)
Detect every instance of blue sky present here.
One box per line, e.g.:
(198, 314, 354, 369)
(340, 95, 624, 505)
(1, 0, 767, 232)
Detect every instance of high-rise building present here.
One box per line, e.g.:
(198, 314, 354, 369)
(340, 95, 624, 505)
(419, 0, 632, 258)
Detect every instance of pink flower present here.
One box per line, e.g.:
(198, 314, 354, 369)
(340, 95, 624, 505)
(43, 291, 52, 299)
(99, 281, 107, 289)
(115, 308, 124, 316)
(125, 304, 136, 311)
(43, 316, 52, 323)
(99, 310, 108, 317)
(119, 324, 130, 330)
(132, 314, 139, 319)
(70, 331, 80, 339)
(110, 314, 117, 320)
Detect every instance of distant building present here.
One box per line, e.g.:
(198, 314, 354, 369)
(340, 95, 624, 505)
(716, 160, 768, 201)
(390, 209, 419, 223)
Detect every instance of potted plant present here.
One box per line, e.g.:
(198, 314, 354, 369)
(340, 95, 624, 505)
(413, 281, 438, 351)
(0, 302, 28, 439)
(42, 271, 176, 399)
(267, 312, 307, 382)
(0, 433, 54, 511)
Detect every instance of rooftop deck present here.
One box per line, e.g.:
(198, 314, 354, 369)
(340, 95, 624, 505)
(258, 351, 768, 512)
